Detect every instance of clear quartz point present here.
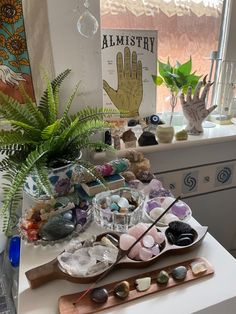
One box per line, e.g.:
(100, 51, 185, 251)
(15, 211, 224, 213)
(77, 9, 99, 38)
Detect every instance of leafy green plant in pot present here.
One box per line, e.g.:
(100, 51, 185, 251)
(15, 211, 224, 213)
(152, 57, 201, 125)
(0, 69, 114, 233)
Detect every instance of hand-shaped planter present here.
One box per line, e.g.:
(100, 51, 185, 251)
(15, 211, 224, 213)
(180, 81, 217, 135)
(103, 47, 143, 118)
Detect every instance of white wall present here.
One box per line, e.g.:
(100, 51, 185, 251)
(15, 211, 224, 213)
(46, 0, 103, 114)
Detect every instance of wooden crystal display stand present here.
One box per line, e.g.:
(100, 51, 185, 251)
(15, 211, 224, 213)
(58, 257, 214, 314)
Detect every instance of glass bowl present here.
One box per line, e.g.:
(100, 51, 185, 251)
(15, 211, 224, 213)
(143, 196, 192, 227)
(92, 187, 145, 232)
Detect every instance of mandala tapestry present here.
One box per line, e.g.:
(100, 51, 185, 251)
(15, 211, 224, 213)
(0, 0, 34, 102)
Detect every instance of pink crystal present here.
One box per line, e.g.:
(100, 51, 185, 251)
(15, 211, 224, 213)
(119, 234, 136, 251)
(142, 235, 155, 248)
(155, 232, 165, 245)
(139, 247, 153, 261)
(151, 244, 160, 256)
(128, 241, 142, 260)
(128, 223, 148, 239)
(146, 225, 160, 242)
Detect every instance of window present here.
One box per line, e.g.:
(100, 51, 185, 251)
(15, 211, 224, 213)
(100, 0, 225, 116)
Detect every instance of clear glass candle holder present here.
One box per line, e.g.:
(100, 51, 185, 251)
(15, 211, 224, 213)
(92, 188, 145, 233)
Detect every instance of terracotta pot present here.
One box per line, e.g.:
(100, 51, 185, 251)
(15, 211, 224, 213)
(156, 125, 174, 143)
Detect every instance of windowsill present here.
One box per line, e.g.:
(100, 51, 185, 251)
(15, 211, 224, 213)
(93, 122, 236, 161)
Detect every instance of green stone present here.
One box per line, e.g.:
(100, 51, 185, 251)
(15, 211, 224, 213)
(175, 129, 188, 141)
(157, 270, 169, 284)
(39, 216, 75, 241)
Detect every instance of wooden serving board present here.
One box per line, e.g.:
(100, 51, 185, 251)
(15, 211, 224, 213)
(58, 257, 214, 314)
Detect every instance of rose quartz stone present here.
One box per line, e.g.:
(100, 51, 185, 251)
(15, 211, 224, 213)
(119, 234, 136, 251)
(142, 235, 155, 248)
(128, 223, 148, 239)
(151, 244, 160, 256)
(128, 241, 142, 260)
(139, 247, 153, 261)
(146, 225, 160, 242)
(155, 232, 165, 245)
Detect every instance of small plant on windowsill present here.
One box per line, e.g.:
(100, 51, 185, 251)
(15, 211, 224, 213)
(152, 57, 201, 126)
(0, 69, 116, 234)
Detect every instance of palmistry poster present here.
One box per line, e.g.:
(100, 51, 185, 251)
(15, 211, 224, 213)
(101, 29, 158, 118)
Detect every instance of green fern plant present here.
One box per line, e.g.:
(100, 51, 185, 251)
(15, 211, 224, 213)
(0, 69, 115, 233)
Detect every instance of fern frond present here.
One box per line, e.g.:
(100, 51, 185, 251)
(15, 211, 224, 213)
(19, 86, 48, 129)
(41, 120, 60, 140)
(1, 141, 52, 231)
(59, 82, 80, 130)
(0, 129, 37, 145)
(33, 162, 53, 196)
(0, 92, 39, 128)
(38, 69, 71, 121)
(8, 120, 41, 138)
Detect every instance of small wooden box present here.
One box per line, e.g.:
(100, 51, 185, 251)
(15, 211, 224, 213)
(81, 174, 125, 196)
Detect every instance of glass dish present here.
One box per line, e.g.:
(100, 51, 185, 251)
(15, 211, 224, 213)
(143, 196, 192, 227)
(92, 187, 145, 232)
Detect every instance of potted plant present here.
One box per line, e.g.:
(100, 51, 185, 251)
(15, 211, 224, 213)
(152, 57, 201, 126)
(0, 69, 114, 233)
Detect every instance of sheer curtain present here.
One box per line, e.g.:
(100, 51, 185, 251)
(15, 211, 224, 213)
(101, 0, 223, 113)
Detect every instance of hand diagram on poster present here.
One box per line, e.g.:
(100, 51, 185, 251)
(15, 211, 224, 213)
(103, 46, 143, 118)
(180, 81, 217, 135)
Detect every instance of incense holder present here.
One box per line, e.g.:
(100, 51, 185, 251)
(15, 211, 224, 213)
(25, 223, 208, 289)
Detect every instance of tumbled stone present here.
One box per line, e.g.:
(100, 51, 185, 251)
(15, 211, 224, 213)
(90, 287, 109, 304)
(128, 119, 139, 127)
(110, 203, 119, 211)
(138, 131, 158, 146)
(162, 213, 179, 225)
(157, 270, 169, 284)
(175, 237, 192, 246)
(166, 231, 176, 245)
(139, 247, 153, 261)
(190, 261, 208, 275)
(177, 233, 194, 242)
(175, 129, 188, 141)
(114, 281, 130, 299)
(136, 170, 155, 183)
(119, 234, 136, 251)
(171, 202, 190, 220)
(172, 266, 187, 280)
(128, 223, 148, 240)
(118, 197, 129, 208)
(168, 221, 193, 236)
(135, 277, 151, 291)
(149, 207, 165, 220)
(142, 235, 155, 248)
(151, 244, 160, 256)
(128, 241, 142, 260)
(39, 216, 75, 241)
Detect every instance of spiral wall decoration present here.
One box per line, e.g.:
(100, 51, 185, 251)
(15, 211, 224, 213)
(183, 172, 197, 192)
(217, 167, 232, 184)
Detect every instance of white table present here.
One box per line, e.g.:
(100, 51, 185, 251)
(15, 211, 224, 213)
(18, 219, 236, 314)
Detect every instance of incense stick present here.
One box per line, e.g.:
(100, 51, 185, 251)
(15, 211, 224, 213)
(74, 195, 181, 305)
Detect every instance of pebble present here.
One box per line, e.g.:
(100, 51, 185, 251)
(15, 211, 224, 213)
(139, 247, 153, 261)
(135, 277, 151, 291)
(172, 266, 187, 280)
(157, 270, 169, 284)
(191, 261, 208, 275)
(142, 235, 155, 248)
(151, 244, 160, 256)
(118, 197, 129, 208)
(149, 207, 165, 220)
(175, 237, 193, 246)
(90, 287, 109, 304)
(110, 203, 119, 211)
(114, 281, 130, 299)
(39, 216, 75, 241)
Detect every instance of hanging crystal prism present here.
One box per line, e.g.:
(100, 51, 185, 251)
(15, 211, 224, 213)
(77, 0, 99, 38)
